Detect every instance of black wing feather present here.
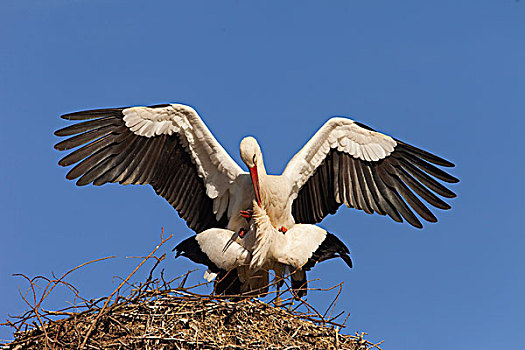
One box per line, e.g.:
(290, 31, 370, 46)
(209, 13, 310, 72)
(292, 121, 458, 228)
(55, 106, 228, 233)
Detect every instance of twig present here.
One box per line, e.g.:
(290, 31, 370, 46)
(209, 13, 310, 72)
(367, 339, 385, 350)
(79, 228, 172, 349)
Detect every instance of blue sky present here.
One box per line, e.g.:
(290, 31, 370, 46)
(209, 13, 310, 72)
(1, 1, 524, 349)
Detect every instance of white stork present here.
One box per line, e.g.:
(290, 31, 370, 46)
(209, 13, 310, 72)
(54, 103, 458, 235)
(174, 200, 353, 298)
(55, 102, 457, 296)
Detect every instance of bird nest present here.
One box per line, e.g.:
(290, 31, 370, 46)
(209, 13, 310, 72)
(1, 230, 382, 350)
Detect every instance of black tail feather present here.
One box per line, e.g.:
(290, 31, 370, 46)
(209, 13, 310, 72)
(303, 232, 353, 271)
(174, 236, 221, 273)
(291, 270, 307, 299)
(174, 236, 241, 296)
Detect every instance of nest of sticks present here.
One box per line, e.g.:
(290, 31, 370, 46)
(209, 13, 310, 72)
(1, 230, 383, 350)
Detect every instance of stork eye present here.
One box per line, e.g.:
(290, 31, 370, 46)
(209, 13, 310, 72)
(252, 154, 256, 163)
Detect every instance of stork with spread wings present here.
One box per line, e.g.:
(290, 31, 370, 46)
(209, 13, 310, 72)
(55, 103, 458, 295)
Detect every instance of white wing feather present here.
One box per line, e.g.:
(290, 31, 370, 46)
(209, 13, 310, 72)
(251, 201, 326, 269)
(283, 117, 397, 198)
(196, 228, 250, 271)
(122, 104, 244, 219)
(271, 224, 327, 268)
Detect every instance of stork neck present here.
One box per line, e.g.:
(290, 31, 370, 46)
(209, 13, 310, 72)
(256, 158, 267, 176)
(256, 165, 268, 206)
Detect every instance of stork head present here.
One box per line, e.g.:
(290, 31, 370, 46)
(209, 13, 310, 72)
(240, 136, 263, 168)
(240, 136, 263, 205)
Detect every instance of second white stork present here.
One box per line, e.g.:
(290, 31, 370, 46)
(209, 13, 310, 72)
(174, 200, 353, 297)
(54, 103, 458, 236)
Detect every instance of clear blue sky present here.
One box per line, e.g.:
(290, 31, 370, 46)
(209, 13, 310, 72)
(1, 1, 524, 349)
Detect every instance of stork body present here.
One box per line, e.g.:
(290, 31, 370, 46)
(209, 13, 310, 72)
(247, 170, 296, 230)
(174, 200, 352, 297)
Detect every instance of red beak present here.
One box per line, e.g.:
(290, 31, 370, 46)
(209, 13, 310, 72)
(249, 165, 262, 206)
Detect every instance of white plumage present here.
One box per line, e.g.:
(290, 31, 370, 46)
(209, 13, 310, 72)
(249, 201, 330, 270)
(175, 200, 352, 297)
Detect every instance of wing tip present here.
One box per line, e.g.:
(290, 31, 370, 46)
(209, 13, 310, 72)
(448, 176, 460, 184)
(442, 189, 457, 198)
(412, 221, 423, 229)
(435, 157, 456, 168)
(396, 140, 457, 168)
(341, 253, 353, 268)
(59, 107, 124, 120)
(74, 179, 90, 186)
(54, 129, 66, 137)
(60, 111, 90, 120)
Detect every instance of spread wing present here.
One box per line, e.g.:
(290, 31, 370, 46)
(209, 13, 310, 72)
(283, 117, 458, 228)
(54, 103, 244, 232)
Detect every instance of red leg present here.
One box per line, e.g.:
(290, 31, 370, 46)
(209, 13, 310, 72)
(238, 228, 247, 238)
(240, 210, 253, 220)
